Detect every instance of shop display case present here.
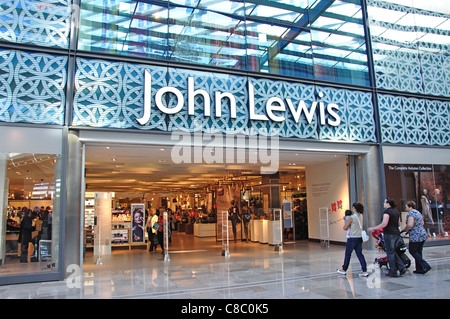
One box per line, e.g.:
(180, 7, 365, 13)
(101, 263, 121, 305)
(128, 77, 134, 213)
(194, 223, 216, 237)
(84, 208, 147, 250)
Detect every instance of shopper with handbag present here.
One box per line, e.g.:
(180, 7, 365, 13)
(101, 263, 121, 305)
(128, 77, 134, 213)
(337, 202, 368, 277)
(229, 200, 240, 242)
(402, 201, 431, 274)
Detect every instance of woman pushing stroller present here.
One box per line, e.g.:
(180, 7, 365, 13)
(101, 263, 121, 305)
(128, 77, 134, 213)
(368, 198, 407, 277)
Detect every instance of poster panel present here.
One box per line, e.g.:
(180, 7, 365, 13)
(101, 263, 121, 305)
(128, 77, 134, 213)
(131, 203, 146, 243)
(282, 199, 293, 228)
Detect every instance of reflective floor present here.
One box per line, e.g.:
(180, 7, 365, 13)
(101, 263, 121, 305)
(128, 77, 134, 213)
(0, 232, 449, 299)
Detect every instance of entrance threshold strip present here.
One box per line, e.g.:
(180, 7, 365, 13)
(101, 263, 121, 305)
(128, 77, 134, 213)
(168, 250, 209, 254)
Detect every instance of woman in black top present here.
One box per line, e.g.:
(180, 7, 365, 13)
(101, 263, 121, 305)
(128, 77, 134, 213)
(368, 198, 406, 277)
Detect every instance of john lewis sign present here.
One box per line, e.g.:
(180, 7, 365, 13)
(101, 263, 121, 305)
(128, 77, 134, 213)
(137, 70, 341, 127)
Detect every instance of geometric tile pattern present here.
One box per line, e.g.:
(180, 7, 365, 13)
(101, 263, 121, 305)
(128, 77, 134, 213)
(368, 0, 450, 97)
(73, 57, 377, 143)
(0, 0, 71, 49)
(0, 49, 67, 125)
(378, 94, 450, 146)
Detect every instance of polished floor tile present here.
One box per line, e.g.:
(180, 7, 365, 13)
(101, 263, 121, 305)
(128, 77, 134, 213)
(0, 233, 449, 300)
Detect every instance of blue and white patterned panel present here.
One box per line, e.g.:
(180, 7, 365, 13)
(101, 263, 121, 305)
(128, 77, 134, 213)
(282, 81, 317, 139)
(248, 78, 290, 137)
(378, 94, 450, 146)
(0, 0, 71, 49)
(317, 86, 375, 142)
(427, 99, 450, 146)
(0, 49, 67, 125)
(73, 57, 377, 142)
(166, 68, 248, 135)
(73, 58, 167, 130)
(378, 94, 404, 144)
(249, 78, 376, 142)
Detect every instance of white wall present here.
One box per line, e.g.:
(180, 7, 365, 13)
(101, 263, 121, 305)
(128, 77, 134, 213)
(306, 156, 349, 243)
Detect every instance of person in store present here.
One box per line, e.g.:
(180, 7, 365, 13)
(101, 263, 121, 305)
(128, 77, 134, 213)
(47, 207, 52, 240)
(241, 206, 251, 242)
(368, 198, 406, 277)
(228, 200, 240, 242)
(19, 209, 35, 263)
(402, 201, 431, 274)
(336, 202, 368, 277)
(41, 207, 50, 240)
(147, 209, 158, 252)
(7, 213, 20, 231)
(156, 210, 165, 254)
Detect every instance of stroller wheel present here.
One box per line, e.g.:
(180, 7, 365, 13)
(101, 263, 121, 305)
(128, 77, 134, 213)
(374, 258, 381, 268)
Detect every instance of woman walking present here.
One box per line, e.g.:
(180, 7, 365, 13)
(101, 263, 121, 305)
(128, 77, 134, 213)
(337, 202, 368, 277)
(402, 201, 431, 274)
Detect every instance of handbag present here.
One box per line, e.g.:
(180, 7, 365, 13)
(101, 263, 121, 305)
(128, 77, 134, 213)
(355, 214, 369, 242)
(153, 222, 161, 232)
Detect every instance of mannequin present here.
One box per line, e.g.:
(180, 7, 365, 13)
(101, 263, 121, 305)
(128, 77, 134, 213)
(421, 189, 433, 223)
(434, 189, 445, 234)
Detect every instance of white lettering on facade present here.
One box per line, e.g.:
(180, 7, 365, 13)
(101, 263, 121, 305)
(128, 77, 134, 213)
(137, 70, 341, 127)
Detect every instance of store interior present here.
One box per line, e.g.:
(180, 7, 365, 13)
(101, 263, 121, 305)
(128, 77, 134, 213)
(81, 144, 344, 259)
(2, 144, 347, 274)
(2, 144, 449, 276)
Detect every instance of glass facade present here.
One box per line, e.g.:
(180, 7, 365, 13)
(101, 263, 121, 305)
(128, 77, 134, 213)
(2, 153, 61, 275)
(0, 0, 449, 284)
(78, 0, 370, 86)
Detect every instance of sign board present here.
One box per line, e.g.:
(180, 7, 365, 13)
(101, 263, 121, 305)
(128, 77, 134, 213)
(282, 199, 293, 228)
(39, 240, 52, 261)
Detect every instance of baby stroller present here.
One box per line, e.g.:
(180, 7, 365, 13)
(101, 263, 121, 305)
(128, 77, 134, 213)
(372, 230, 411, 269)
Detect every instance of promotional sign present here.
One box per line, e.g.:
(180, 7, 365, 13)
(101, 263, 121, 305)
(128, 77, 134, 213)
(282, 199, 293, 228)
(131, 203, 146, 243)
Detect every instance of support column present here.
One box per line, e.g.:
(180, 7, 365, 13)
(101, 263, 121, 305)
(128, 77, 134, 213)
(0, 154, 8, 265)
(361, 145, 385, 250)
(94, 192, 112, 260)
(64, 130, 83, 276)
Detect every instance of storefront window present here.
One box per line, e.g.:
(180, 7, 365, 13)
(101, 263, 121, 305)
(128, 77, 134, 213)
(0, 153, 61, 276)
(385, 164, 450, 240)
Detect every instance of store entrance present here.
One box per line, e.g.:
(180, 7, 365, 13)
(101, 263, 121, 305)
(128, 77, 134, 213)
(82, 143, 346, 264)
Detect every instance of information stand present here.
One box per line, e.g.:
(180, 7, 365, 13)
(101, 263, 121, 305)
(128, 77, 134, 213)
(319, 207, 330, 247)
(163, 211, 170, 262)
(221, 211, 230, 257)
(273, 209, 283, 252)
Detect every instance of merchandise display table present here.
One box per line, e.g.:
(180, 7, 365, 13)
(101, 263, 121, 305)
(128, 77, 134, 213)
(250, 220, 268, 244)
(194, 223, 216, 237)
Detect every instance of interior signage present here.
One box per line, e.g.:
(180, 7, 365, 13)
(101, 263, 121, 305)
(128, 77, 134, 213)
(137, 70, 341, 127)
